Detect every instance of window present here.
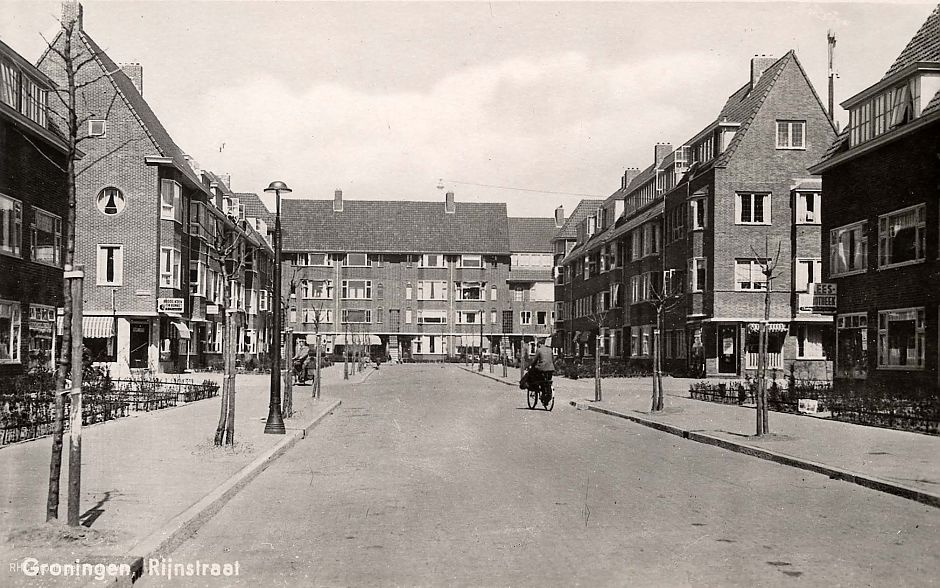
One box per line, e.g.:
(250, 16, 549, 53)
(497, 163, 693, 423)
(491, 308, 497, 324)
(97, 244, 123, 286)
(631, 229, 644, 260)
(302, 308, 333, 324)
(794, 259, 822, 292)
(536, 311, 548, 326)
(455, 281, 482, 301)
(160, 247, 181, 288)
(419, 253, 445, 268)
(836, 314, 868, 379)
(341, 279, 372, 299)
(405, 282, 413, 300)
(736, 192, 771, 224)
(30, 208, 61, 266)
(160, 179, 182, 223)
(795, 192, 820, 224)
(417, 309, 447, 324)
(376, 282, 384, 299)
(689, 198, 707, 230)
(456, 310, 481, 324)
(0, 194, 23, 257)
(88, 119, 107, 137)
(776, 120, 805, 149)
(20, 76, 47, 126)
(405, 308, 413, 324)
(96, 187, 125, 216)
(830, 221, 868, 276)
(878, 204, 926, 268)
(878, 307, 925, 369)
(342, 309, 372, 324)
(302, 279, 333, 299)
(297, 253, 329, 266)
(343, 253, 369, 267)
(490, 284, 498, 301)
(0, 299, 22, 363)
(643, 222, 660, 256)
(417, 280, 448, 301)
(0, 60, 16, 108)
(460, 254, 482, 268)
(734, 259, 767, 291)
(520, 311, 532, 325)
(796, 325, 825, 359)
(688, 258, 706, 292)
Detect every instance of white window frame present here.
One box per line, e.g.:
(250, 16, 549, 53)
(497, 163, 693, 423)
(30, 207, 61, 267)
(96, 244, 124, 286)
(689, 198, 707, 230)
(776, 120, 806, 149)
(688, 257, 706, 292)
(734, 259, 768, 291)
(419, 253, 446, 268)
(302, 279, 334, 299)
(455, 310, 482, 325)
(341, 279, 372, 300)
(297, 252, 330, 266)
(341, 309, 373, 324)
(520, 311, 532, 325)
(88, 119, 107, 137)
(417, 280, 448, 301)
(794, 258, 822, 293)
(735, 192, 771, 225)
(877, 307, 925, 370)
(830, 221, 868, 277)
(0, 299, 22, 363)
(878, 203, 926, 269)
(454, 281, 483, 301)
(160, 179, 182, 223)
(459, 254, 482, 268)
(160, 247, 181, 288)
(796, 324, 825, 359)
(795, 192, 820, 224)
(342, 252, 369, 267)
(0, 193, 23, 257)
(416, 309, 447, 324)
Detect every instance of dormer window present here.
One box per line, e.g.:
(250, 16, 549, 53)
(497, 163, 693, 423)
(419, 253, 445, 268)
(848, 75, 923, 147)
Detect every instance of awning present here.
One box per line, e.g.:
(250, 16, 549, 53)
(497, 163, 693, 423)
(333, 334, 381, 346)
(172, 321, 191, 339)
(83, 316, 114, 338)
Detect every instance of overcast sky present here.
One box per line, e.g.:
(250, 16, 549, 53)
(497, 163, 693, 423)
(2, 1, 935, 217)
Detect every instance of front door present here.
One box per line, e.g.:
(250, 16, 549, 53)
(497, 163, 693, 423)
(129, 321, 150, 368)
(717, 324, 738, 374)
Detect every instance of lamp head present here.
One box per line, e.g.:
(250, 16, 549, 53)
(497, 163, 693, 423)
(265, 181, 292, 194)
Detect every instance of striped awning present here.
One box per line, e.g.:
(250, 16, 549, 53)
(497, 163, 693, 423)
(83, 316, 114, 338)
(333, 334, 381, 346)
(172, 321, 191, 339)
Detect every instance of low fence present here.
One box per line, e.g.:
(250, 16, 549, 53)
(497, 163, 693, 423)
(0, 373, 219, 447)
(689, 378, 939, 435)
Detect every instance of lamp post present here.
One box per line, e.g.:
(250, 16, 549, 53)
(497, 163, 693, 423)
(264, 180, 291, 435)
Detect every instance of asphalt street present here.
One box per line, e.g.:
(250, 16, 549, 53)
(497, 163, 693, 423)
(139, 364, 940, 587)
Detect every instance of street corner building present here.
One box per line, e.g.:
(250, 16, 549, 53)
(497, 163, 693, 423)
(0, 39, 69, 377)
(278, 189, 558, 363)
(810, 5, 940, 394)
(556, 51, 838, 379)
(34, 2, 276, 376)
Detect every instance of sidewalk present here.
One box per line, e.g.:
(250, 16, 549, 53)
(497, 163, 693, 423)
(460, 365, 940, 508)
(0, 364, 370, 584)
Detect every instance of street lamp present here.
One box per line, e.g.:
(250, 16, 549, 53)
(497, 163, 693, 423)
(264, 180, 291, 434)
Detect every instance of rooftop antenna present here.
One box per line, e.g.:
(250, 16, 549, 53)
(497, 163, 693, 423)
(436, 178, 445, 191)
(828, 29, 838, 128)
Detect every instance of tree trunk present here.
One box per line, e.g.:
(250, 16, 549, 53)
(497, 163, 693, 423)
(48, 24, 79, 521)
(66, 271, 84, 526)
(281, 331, 292, 418)
(314, 334, 321, 399)
(215, 293, 237, 445)
(594, 335, 602, 402)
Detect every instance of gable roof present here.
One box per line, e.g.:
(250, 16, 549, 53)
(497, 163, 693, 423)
(553, 199, 604, 240)
(507, 217, 557, 253)
(280, 199, 510, 254)
(882, 4, 940, 80)
(236, 192, 275, 225)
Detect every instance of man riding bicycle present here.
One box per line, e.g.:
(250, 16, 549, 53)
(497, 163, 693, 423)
(525, 337, 554, 406)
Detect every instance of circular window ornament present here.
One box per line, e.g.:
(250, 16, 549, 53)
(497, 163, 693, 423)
(96, 187, 126, 216)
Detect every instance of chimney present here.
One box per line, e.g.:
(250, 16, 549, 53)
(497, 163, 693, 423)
(120, 63, 143, 96)
(554, 205, 564, 228)
(621, 167, 641, 190)
(654, 143, 673, 166)
(751, 55, 776, 89)
(445, 191, 455, 214)
(61, 1, 82, 30)
(333, 189, 343, 212)
(218, 173, 231, 189)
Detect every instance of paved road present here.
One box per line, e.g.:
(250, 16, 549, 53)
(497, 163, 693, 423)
(140, 364, 939, 587)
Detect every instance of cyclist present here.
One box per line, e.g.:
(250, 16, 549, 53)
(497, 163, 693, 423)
(527, 337, 555, 406)
(293, 340, 310, 385)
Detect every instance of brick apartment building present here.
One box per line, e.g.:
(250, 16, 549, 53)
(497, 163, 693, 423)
(552, 199, 603, 353)
(558, 52, 837, 378)
(37, 3, 274, 375)
(0, 39, 69, 376)
(810, 6, 940, 393)
(280, 190, 556, 361)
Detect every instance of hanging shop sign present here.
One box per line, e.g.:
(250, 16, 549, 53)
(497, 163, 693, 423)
(157, 298, 184, 313)
(747, 322, 788, 333)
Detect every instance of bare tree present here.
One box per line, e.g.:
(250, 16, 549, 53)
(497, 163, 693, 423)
(644, 273, 683, 412)
(584, 310, 610, 402)
(212, 225, 246, 446)
(750, 238, 784, 437)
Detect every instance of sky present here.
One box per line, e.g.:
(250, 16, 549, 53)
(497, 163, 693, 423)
(1, 1, 936, 217)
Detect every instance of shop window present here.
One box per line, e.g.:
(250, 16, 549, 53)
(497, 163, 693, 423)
(836, 314, 868, 379)
(878, 204, 926, 268)
(0, 300, 22, 363)
(796, 325, 825, 359)
(878, 307, 925, 369)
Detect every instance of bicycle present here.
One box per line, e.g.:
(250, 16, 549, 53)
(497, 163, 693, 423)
(524, 372, 554, 411)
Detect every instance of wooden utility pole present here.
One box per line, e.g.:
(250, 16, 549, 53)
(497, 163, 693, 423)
(827, 30, 837, 124)
(66, 266, 84, 526)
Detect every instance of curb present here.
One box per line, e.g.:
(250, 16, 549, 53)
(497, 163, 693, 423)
(95, 399, 342, 586)
(571, 400, 940, 510)
(457, 365, 517, 387)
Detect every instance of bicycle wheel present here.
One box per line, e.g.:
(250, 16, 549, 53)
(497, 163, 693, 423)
(527, 386, 538, 409)
(544, 387, 555, 411)
(541, 384, 555, 411)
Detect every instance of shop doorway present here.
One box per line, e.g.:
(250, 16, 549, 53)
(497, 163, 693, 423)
(129, 320, 150, 368)
(717, 324, 738, 375)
